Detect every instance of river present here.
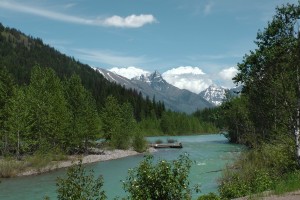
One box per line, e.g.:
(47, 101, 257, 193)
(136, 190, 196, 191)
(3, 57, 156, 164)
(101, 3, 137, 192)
(0, 134, 243, 199)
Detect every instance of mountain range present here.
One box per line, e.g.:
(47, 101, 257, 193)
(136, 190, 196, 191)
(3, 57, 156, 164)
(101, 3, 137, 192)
(94, 68, 240, 113)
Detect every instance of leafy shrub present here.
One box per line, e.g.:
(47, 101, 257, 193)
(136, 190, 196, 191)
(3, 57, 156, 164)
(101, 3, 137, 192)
(56, 160, 106, 200)
(273, 170, 300, 195)
(132, 133, 147, 153)
(218, 139, 295, 199)
(197, 192, 221, 200)
(123, 154, 199, 200)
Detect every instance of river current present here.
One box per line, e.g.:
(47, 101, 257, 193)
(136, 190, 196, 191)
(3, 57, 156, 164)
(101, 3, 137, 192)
(0, 134, 243, 199)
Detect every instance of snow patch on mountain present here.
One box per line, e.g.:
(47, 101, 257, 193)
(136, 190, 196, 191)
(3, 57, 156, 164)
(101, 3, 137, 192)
(133, 71, 169, 91)
(199, 84, 227, 106)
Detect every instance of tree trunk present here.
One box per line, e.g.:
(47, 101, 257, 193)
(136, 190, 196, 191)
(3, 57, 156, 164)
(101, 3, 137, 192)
(17, 130, 20, 160)
(296, 65, 300, 166)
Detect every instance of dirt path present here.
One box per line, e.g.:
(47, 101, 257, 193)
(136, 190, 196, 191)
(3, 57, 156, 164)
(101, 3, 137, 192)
(234, 190, 300, 200)
(260, 191, 300, 200)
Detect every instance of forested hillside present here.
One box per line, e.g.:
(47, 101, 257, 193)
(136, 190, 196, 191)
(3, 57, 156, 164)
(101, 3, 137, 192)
(0, 22, 164, 121)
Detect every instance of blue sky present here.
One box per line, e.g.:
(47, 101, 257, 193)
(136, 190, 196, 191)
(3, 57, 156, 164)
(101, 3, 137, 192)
(0, 0, 297, 92)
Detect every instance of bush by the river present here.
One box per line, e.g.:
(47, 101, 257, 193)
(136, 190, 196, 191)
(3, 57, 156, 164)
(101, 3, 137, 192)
(51, 154, 199, 200)
(219, 138, 299, 199)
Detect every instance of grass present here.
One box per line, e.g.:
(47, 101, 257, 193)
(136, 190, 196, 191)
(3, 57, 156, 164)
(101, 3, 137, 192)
(0, 158, 26, 177)
(0, 149, 68, 178)
(273, 170, 300, 195)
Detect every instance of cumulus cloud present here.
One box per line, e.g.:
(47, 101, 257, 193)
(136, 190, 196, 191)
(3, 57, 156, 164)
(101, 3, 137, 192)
(162, 66, 205, 75)
(162, 66, 213, 94)
(103, 14, 157, 28)
(0, 1, 156, 28)
(109, 66, 150, 79)
(218, 67, 238, 80)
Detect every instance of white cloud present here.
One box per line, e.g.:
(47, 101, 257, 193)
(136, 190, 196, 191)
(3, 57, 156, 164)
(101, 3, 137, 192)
(103, 14, 157, 28)
(218, 67, 238, 80)
(0, 1, 156, 28)
(109, 67, 150, 79)
(162, 66, 205, 75)
(162, 66, 212, 94)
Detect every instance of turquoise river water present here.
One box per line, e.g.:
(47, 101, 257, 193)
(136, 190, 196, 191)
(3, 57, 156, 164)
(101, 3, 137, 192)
(0, 134, 243, 199)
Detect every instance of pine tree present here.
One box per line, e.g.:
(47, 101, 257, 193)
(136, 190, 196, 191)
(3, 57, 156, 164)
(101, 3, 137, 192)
(26, 66, 71, 152)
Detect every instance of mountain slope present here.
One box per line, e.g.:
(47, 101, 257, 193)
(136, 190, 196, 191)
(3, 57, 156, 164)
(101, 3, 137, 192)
(97, 68, 214, 113)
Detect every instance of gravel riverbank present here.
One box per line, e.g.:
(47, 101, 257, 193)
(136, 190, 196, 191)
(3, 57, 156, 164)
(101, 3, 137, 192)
(18, 148, 156, 176)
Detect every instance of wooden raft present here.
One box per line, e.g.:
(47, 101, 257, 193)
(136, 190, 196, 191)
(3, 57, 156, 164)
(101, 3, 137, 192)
(149, 143, 183, 149)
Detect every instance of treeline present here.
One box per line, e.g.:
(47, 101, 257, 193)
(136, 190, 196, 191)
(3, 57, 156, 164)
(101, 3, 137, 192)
(196, 2, 300, 199)
(0, 66, 217, 157)
(0, 66, 100, 156)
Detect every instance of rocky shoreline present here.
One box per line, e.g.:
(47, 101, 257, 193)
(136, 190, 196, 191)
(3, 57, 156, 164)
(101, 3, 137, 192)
(18, 148, 157, 177)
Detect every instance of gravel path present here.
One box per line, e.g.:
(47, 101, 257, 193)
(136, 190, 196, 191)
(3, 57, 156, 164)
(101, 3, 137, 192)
(259, 191, 300, 200)
(234, 190, 300, 200)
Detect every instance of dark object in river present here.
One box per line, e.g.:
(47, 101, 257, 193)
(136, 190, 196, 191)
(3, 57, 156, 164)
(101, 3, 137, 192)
(149, 142, 183, 149)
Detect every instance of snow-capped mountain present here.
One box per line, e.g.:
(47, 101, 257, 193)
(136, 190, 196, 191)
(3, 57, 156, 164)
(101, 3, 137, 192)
(133, 71, 170, 91)
(199, 84, 227, 106)
(95, 68, 213, 113)
(199, 84, 242, 106)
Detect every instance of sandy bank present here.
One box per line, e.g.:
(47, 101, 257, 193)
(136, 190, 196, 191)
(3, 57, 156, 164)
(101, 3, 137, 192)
(18, 148, 157, 177)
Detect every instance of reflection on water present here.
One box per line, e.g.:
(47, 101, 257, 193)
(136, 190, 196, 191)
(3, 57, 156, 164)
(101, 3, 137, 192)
(0, 134, 243, 200)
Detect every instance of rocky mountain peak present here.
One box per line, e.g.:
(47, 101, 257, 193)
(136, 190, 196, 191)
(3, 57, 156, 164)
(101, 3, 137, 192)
(132, 71, 168, 91)
(199, 84, 227, 106)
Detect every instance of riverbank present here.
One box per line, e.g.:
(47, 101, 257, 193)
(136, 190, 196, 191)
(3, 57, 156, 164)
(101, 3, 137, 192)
(0, 148, 156, 177)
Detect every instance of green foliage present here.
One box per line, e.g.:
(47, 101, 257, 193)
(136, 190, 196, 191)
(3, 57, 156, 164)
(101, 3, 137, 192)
(25, 66, 71, 152)
(160, 111, 218, 135)
(101, 96, 122, 141)
(123, 154, 199, 200)
(219, 139, 297, 199)
(101, 96, 142, 150)
(132, 131, 148, 153)
(138, 117, 163, 136)
(64, 74, 100, 153)
(218, 3, 300, 198)
(197, 193, 220, 200)
(219, 169, 273, 199)
(227, 2, 300, 146)
(273, 170, 300, 195)
(0, 157, 25, 177)
(221, 96, 255, 146)
(56, 161, 106, 200)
